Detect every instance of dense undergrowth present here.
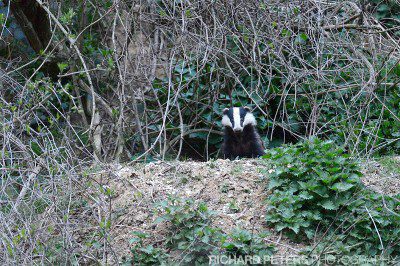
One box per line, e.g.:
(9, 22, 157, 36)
(264, 138, 400, 260)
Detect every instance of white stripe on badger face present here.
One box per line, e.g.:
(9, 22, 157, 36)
(243, 112, 256, 126)
(233, 107, 242, 131)
(221, 114, 232, 128)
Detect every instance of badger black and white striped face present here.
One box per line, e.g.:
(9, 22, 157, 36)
(221, 106, 256, 132)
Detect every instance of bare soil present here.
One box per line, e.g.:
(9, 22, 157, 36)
(360, 157, 400, 196)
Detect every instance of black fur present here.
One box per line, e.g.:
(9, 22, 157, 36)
(222, 109, 265, 159)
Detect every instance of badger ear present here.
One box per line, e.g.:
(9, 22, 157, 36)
(222, 108, 229, 115)
(243, 106, 251, 112)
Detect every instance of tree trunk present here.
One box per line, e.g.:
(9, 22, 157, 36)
(3, 0, 51, 53)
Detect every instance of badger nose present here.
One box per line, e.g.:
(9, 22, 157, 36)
(233, 127, 243, 133)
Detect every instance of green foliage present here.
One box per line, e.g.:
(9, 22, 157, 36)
(372, 0, 400, 37)
(57, 62, 68, 73)
(337, 192, 400, 256)
(126, 232, 169, 265)
(221, 228, 275, 258)
(331, 78, 400, 155)
(150, 60, 227, 158)
(154, 196, 222, 264)
(263, 138, 362, 239)
(0, 13, 5, 26)
(128, 196, 275, 265)
(60, 8, 76, 25)
(263, 138, 400, 256)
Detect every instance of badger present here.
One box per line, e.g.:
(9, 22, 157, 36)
(221, 106, 265, 159)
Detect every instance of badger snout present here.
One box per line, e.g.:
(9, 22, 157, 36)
(233, 127, 243, 135)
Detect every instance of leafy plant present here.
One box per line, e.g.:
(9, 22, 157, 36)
(221, 228, 275, 258)
(263, 138, 363, 239)
(154, 196, 222, 264)
(263, 138, 400, 256)
(128, 196, 276, 264)
(126, 231, 168, 265)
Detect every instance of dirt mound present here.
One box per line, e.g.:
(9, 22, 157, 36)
(91, 157, 399, 262)
(105, 159, 303, 261)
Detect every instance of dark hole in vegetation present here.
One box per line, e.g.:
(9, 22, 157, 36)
(178, 128, 299, 161)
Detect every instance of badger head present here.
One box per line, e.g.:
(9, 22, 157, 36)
(221, 106, 257, 135)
